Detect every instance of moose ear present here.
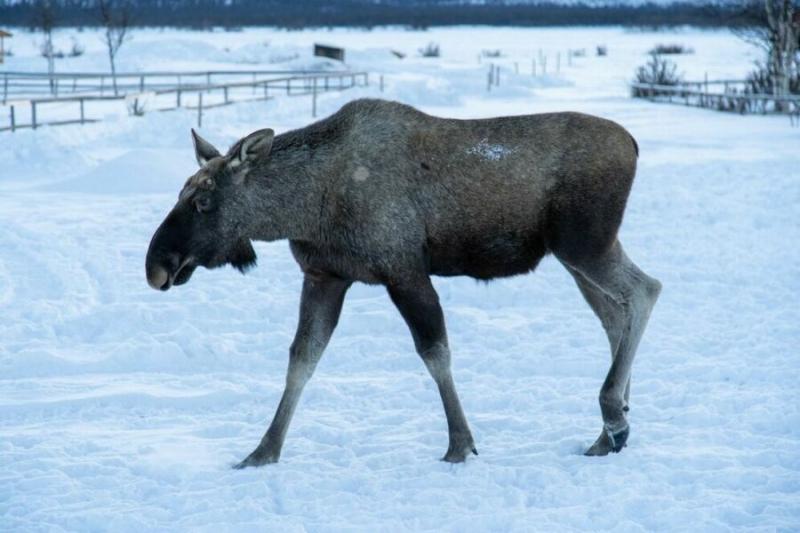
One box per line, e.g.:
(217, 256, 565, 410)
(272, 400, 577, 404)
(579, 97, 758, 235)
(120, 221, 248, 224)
(230, 128, 275, 169)
(191, 129, 221, 167)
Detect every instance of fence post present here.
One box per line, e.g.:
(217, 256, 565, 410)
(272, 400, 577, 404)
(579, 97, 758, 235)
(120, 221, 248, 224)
(379, 74, 384, 92)
(487, 70, 492, 92)
(494, 64, 500, 87)
(198, 93, 203, 128)
(312, 76, 317, 118)
(31, 101, 37, 130)
(177, 89, 181, 108)
(224, 86, 229, 104)
(10, 104, 14, 132)
(140, 75, 144, 92)
(3, 74, 7, 103)
(556, 52, 561, 74)
(80, 98, 84, 124)
(532, 58, 536, 77)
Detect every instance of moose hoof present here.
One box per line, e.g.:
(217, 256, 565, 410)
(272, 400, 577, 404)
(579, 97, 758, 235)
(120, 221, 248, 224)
(442, 441, 479, 463)
(585, 425, 630, 457)
(232, 448, 280, 469)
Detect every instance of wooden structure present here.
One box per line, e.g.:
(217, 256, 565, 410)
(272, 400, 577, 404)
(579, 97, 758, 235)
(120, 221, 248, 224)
(0, 30, 11, 64)
(631, 79, 800, 120)
(1, 70, 369, 132)
(314, 44, 345, 62)
(2, 68, 343, 102)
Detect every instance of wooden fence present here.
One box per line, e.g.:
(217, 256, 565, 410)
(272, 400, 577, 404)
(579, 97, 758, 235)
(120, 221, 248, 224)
(0, 68, 352, 102)
(1, 71, 369, 132)
(631, 80, 800, 121)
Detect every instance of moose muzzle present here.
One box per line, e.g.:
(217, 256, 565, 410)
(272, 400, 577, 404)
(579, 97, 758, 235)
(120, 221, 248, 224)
(146, 263, 170, 291)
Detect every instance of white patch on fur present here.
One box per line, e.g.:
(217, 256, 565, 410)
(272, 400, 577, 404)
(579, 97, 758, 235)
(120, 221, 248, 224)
(353, 166, 370, 182)
(467, 139, 515, 161)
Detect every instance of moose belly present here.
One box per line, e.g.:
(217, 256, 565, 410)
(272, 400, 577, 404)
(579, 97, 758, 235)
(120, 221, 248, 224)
(427, 230, 547, 280)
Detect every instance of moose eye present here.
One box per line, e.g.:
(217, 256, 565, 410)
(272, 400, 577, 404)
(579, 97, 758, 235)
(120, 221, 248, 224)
(194, 196, 212, 213)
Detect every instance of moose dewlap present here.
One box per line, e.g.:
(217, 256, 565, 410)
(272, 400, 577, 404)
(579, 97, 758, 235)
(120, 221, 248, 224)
(145, 98, 661, 468)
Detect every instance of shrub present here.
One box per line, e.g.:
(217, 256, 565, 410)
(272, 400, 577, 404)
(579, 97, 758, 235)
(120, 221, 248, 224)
(745, 61, 800, 95)
(69, 38, 85, 58)
(649, 43, 693, 55)
(481, 49, 502, 58)
(632, 52, 682, 96)
(418, 42, 440, 58)
(126, 95, 149, 116)
(596, 45, 608, 56)
(40, 46, 64, 59)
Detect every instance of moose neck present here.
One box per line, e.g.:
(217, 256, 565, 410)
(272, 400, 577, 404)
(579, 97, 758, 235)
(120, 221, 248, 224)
(242, 141, 328, 243)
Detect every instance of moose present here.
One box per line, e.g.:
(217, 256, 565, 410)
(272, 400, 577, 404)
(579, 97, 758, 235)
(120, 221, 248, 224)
(145, 99, 661, 468)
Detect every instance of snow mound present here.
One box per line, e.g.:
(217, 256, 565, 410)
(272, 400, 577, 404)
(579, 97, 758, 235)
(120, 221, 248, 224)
(43, 149, 192, 195)
(0, 130, 89, 186)
(123, 39, 230, 68)
(384, 72, 463, 106)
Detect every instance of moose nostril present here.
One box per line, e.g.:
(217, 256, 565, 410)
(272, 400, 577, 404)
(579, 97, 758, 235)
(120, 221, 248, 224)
(166, 252, 182, 271)
(147, 266, 170, 291)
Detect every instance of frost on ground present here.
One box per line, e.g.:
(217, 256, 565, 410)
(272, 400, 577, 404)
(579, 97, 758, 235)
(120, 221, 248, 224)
(1, 27, 799, 531)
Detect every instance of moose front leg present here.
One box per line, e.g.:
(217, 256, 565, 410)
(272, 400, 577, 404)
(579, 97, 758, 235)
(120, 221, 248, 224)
(234, 273, 351, 469)
(388, 276, 477, 463)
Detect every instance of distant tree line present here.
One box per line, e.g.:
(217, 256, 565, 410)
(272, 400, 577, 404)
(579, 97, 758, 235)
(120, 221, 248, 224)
(0, 1, 744, 29)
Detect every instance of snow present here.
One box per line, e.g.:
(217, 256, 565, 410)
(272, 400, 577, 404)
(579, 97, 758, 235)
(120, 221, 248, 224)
(1, 26, 799, 531)
(467, 139, 516, 161)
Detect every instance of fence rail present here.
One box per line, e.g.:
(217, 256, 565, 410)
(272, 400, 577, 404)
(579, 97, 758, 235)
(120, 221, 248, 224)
(1, 68, 349, 102)
(1, 71, 369, 132)
(631, 80, 800, 119)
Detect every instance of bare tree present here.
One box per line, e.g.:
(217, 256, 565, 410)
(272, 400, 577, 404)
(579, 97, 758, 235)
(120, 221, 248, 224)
(32, 0, 57, 95)
(98, 0, 131, 96)
(764, 0, 800, 102)
(732, 1, 799, 108)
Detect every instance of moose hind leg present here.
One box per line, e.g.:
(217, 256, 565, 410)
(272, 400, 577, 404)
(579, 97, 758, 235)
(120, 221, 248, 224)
(388, 277, 477, 463)
(564, 240, 661, 456)
(564, 265, 633, 409)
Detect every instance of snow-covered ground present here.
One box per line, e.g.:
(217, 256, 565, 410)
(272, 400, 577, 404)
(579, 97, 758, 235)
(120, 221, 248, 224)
(1, 27, 798, 531)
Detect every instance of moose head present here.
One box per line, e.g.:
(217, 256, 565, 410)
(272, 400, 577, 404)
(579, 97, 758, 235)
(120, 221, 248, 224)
(145, 128, 274, 291)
